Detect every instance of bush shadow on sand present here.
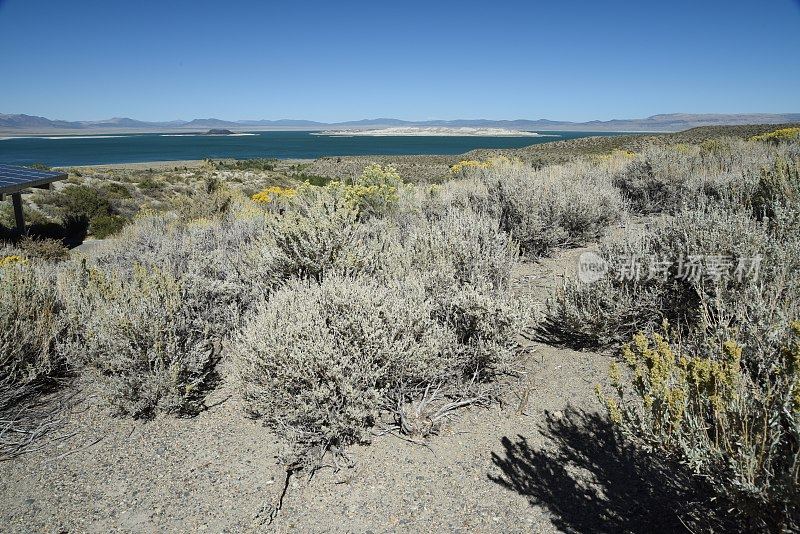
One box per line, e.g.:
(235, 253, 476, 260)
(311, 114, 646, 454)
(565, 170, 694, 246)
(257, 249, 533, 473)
(489, 408, 738, 533)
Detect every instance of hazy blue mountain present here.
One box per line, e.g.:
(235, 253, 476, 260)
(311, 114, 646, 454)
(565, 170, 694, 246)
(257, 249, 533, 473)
(336, 118, 414, 126)
(237, 119, 326, 126)
(181, 118, 241, 128)
(0, 113, 84, 129)
(2, 112, 799, 133)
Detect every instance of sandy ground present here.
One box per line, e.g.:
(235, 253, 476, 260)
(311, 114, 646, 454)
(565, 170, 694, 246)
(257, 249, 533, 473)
(0, 243, 694, 533)
(72, 160, 207, 171)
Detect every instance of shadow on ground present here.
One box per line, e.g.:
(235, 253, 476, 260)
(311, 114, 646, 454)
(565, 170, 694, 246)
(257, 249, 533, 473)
(489, 408, 735, 533)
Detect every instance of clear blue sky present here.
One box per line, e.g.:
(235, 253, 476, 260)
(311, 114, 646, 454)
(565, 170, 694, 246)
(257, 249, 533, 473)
(1, 0, 798, 122)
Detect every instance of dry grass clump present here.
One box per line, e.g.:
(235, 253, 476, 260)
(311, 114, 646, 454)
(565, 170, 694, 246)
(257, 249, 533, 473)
(465, 157, 626, 257)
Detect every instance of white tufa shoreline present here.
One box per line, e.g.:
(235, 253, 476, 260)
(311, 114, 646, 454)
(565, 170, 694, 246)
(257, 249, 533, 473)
(314, 127, 556, 137)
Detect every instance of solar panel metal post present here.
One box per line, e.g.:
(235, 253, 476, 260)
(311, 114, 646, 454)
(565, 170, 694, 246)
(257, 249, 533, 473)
(11, 193, 24, 232)
(0, 164, 68, 233)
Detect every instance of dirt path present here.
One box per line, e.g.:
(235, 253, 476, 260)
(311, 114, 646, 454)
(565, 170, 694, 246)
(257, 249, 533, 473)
(1, 247, 663, 533)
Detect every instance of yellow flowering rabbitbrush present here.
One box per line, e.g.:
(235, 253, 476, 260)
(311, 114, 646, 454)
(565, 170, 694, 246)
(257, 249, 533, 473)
(750, 127, 800, 144)
(251, 185, 297, 204)
(598, 323, 800, 528)
(0, 255, 28, 268)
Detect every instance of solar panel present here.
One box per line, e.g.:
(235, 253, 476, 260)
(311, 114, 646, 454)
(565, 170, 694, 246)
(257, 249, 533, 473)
(0, 164, 67, 195)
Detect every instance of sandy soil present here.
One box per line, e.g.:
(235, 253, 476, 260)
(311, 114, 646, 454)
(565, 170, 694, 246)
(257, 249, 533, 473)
(62, 159, 316, 172)
(71, 160, 208, 171)
(0, 244, 685, 533)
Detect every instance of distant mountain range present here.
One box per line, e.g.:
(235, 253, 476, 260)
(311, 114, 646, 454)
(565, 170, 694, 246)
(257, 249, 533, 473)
(2, 113, 799, 134)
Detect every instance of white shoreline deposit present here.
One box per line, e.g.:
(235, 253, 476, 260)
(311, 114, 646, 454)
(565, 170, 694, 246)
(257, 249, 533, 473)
(314, 127, 551, 137)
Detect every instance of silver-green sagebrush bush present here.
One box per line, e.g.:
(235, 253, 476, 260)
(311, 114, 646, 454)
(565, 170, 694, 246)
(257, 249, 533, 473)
(234, 186, 528, 464)
(473, 158, 625, 256)
(91, 206, 284, 319)
(751, 155, 800, 221)
(49, 201, 285, 419)
(233, 198, 527, 465)
(0, 259, 66, 414)
(613, 139, 799, 214)
(234, 276, 455, 456)
(233, 273, 524, 465)
(542, 205, 800, 348)
(60, 265, 221, 418)
(263, 184, 361, 280)
(382, 206, 518, 289)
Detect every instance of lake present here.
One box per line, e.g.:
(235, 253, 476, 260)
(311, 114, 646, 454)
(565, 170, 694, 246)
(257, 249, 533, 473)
(0, 130, 631, 167)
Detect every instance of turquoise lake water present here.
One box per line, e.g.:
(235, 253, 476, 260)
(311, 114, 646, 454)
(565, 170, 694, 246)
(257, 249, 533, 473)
(0, 131, 631, 167)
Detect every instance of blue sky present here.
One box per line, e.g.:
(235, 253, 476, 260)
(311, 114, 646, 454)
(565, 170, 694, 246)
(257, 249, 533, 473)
(0, 0, 798, 122)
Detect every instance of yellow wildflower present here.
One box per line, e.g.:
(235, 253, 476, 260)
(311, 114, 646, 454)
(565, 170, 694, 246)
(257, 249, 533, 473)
(252, 186, 297, 204)
(750, 127, 800, 143)
(0, 255, 27, 268)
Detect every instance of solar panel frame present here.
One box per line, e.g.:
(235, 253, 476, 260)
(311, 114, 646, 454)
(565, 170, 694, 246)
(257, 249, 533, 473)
(0, 164, 68, 195)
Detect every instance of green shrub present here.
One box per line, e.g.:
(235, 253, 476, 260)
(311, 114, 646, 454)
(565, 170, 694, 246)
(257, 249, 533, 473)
(599, 326, 800, 531)
(18, 237, 70, 262)
(58, 185, 111, 220)
(334, 163, 404, 220)
(89, 214, 127, 238)
(0, 201, 54, 230)
(100, 182, 132, 200)
(26, 163, 51, 171)
(294, 173, 331, 186)
(211, 158, 278, 172)
(136, 176, 163, 191)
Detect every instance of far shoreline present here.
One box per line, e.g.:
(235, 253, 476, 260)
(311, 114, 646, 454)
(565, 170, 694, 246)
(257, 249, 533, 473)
(68, 158, 317, 170)
(0, 128, 669, 139)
